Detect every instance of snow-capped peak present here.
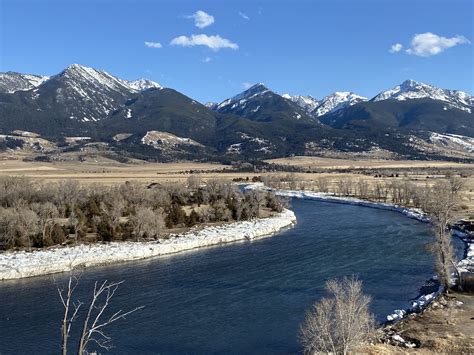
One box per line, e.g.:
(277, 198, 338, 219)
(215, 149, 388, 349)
(312, 91, 367, 117)
(216, 83, 270, 111)
(282, 94, 319, 113)
(58, 64, 132, 93)
(371, 79, 473, 113)
(0, 72, 49, 93)
(204, 102, 218, 109)
(126, 78, 162, 91)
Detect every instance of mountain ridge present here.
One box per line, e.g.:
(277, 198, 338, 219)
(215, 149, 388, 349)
(0, 65, 472, 162)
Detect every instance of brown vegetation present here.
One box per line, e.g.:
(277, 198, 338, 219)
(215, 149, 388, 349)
(0, 176, 286, 251)
(299, 277, 375, 355)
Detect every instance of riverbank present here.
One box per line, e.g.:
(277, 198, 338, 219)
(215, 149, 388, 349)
(0, 209, 296, 280)
(245, 183, 428, 222)
(367, 291, 474, 352)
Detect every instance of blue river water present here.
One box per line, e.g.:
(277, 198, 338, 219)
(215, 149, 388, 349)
(0, 198, 437, 354)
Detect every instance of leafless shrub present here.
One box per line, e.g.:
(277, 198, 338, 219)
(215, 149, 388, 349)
(315, 177, 329, 193)
(299, 276, 375, 355)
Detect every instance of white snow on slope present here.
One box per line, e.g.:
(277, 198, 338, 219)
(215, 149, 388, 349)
(0, 72, 49, 93)
(141, 131, 203, 149)
(372, 79, 473, 113)
(282, 94, 319, 113)
(430, 132, 474, 153)
(283, 92, 367, 117)
(216, 83, 269, 111)
(313, 92, 368, 117)
(0, 209, 296, 280)
(125, 78, 162, 91)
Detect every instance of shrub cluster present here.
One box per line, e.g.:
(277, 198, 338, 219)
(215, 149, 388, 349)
(0, 176, 285, 250)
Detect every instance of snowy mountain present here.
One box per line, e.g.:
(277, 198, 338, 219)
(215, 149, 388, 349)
(0, 72, 49, 93)
(281, 92, 367, 117)
(204, 102, 218, 109)
(5, 64, 162, 123)
(312, 92, 367, 117)
(126, 78, 162, 91)
(213, 83, 315, 124)
(216, 83, 270, 112)
(0, 67, 473, 161)
(34, 64, 138, 122)
(282, 94, 319, 113)
(371, 79, 473, 113)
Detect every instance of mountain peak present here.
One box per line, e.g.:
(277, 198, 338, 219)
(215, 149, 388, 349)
(372, 80, 472, 112)
(215, 83, 271, 111)
(282, 94, 319, 113)
(126, 78, 162, 91)
(0, 72, 49, 93)
(312, 91, 367, 117)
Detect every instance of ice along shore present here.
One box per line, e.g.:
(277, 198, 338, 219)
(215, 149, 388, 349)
(0, 209, 296, 280)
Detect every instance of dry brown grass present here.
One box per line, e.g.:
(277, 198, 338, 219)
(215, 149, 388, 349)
(266, 156, 474, 170)
(361, 292, 474, 354)
(1, 156, 473, 215)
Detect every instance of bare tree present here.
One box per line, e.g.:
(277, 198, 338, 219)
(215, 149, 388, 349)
(32, 202, 59, 246)
(447, 175, 465, 197)
(58, 271, 83, 355)
(299, 277, 375, 355)
(249, 190, 266, 218)
(130, 207, 165, 240)
(58, 274, 143, 354)
(0, 207, 17, 249)
(356, 180, 370, 199)
(187, 175, 201, 191)
(425, 181, 461, 291)
(69, 210, 85, 244)
(100, 194, 125, 232)
(315, 177, 329, 193)
(15, 207, 40, 250)
(77, 280, 143, 353)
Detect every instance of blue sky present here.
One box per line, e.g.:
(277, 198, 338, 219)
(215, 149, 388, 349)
(1, 0, 472, 103)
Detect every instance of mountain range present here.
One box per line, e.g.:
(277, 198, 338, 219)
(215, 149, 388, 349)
(0, 64, 472, 162)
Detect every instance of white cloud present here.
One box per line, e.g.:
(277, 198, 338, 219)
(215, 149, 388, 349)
(242, 82, 252, 89)
(406, 32, 470, 57)
(202, 56, 212, 63)
(389, 43, 403, 53)
(145, 41, 162, 48)
(170, 34, 238, 51)
(187, 10, 214, 29)
(144, 41, 162, 48)
(238, 11, 250, 20)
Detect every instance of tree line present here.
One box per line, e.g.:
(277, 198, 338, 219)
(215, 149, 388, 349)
(0, 176, 286, 251)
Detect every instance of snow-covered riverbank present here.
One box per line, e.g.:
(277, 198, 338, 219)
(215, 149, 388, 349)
(0, 209, 296, 280)
(245, 183, 428, 222)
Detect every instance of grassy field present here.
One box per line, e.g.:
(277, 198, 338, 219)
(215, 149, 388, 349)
(1, 155, 473, 216)
(266, 156, 474, 170)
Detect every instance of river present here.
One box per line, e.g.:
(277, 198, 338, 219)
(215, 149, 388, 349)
(0, 198, 436, 354)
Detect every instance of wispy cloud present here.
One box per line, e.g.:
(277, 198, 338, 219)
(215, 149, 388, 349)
(406, 32, 470, 57)
(238, 11, 250, 20)
(202, 56, 212, 63)
(389, 43, 403, 53)
(242, 82, 252, 89)
(170, 34, 238, 51)
(144, 41, 162, 48)
(186, 10, 214, 29)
